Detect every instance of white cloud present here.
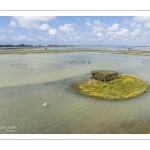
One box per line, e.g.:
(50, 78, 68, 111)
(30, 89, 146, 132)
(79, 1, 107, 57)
(98, 37, 102, 41)
(27, 38, 36, 42)
(130, 23, 136, 28)
(9, 20, 17, 27)
(133, 16, 150, 22)
(86, 21, 91, 26)
(11, 16, 56, 28)
(92, 26, 103, 33)
(38, 23, 50, 30)
(116, 28, 128, 37)
(0, 28, 5, 32)
(144, 22, 150, 28)
(87, 38, 95, 42)
(70, 37, 74, 41)
(106, 31, 115, 35)
(130, 23, 141, 28)
(0, 35, 6, 40)
(93, 20, 101, 25)
(124, 19, 130, 24)
(57, 35, 62, 38)
(35, 35, 48, 41)
(136, 24, 141, 28)
(48, 28, 57, 35)
(131, 30, 141, 36)
(75, 36, 83, 40)
(110, 38, 114, 41)
(107, 23, 120, 31)
(59, 24, 74, 32)
(97, 32, 103, 37)
(12, 35, 26, 40)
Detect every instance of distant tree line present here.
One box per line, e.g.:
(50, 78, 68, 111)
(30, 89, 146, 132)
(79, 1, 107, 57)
(0, 44, 76, 47)
(0, 44, 35, 47)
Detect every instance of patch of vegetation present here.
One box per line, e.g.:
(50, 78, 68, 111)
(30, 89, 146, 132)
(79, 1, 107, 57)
(0, 50, 27, 55)
(74, 74, 149, 100)
(0, 49, 76, 55)
(0, 49, 150, 56)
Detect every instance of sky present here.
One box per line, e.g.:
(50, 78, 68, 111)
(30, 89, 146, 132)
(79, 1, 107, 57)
(1, 16, 150, 46)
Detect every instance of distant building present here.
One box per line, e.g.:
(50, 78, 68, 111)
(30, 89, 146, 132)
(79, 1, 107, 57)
(90, 70, 118, 82)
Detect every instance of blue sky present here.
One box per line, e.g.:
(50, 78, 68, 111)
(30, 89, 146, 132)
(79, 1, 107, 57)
(1, 16, 150, 46)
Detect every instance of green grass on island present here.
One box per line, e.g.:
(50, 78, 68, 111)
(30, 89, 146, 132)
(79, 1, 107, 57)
(74, 74, 149, 100)
(1, 49, 150, 56)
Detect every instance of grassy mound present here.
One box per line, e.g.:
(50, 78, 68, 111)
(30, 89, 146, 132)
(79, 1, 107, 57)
(74, 74, 149, 100)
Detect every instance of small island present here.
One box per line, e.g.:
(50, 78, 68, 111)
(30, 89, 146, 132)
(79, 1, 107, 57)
(74, 70, 149, 100)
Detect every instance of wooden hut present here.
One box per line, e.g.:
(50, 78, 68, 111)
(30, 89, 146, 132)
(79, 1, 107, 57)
(90, 70, 118, 82)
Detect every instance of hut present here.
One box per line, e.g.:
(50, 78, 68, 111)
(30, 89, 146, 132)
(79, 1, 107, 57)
(90, 70, 118, 82)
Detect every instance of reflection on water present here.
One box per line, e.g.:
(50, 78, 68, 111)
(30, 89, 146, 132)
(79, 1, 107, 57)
(0, 52, 150, 134)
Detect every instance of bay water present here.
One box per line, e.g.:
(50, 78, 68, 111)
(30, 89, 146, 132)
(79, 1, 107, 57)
(0, 52, 150, 134)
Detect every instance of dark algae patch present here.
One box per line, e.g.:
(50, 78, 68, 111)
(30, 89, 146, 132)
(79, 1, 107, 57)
(74, 74, 149, 100)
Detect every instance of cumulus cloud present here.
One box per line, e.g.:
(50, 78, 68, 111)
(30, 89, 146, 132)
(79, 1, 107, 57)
(116, 28, 128, 37)
(144, 22, 150, 28)
(48, 28, 57, 35)
(69, 37, 74, 41)
(12, 35, 26, 40)
(57, 35, 62, 38)
(131, 30, 141, 36)
(0, 28, 5, 32)
(87, 38, 95, 42)
(106, 31, 115, 35)
(75, 36, 83, 40)
(130, 23, 141, 28)
(59, 24, 75, 32)
(136, 24, 141, 28)
(10, 16, 56, 28)
(130, 23, 136, 28)
(35, 35, 48, 41)
(27, 38, 36, 42)
(110, 38, 114, 41)
(124, 19, 130, 24)
(38, 23, 50, 30)
(133, 16, 150, 22)
(9, 20, 17, 27)
(93, 20, 101, 25)
(86, 21, 91, 26)
(97, 32, 103, 37)
(107, 23, 120, 31)
(92, 26, 103, 34)
(0, 35, 6, 40)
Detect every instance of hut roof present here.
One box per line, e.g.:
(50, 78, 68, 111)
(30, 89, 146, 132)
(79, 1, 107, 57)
(90, 70, 118, 76)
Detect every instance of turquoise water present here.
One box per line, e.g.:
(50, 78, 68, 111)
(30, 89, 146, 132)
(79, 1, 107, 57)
(0, 52, 150, 134)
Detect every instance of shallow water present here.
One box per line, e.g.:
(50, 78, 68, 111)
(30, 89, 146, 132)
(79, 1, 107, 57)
(0, 52, 150, 134)
(1, 45, 150, 51)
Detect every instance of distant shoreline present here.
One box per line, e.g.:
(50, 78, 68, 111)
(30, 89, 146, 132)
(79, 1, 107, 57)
(0, 49, 150, 56)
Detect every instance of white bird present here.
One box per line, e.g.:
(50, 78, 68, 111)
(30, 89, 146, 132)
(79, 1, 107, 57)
(43, 102, 47, 107)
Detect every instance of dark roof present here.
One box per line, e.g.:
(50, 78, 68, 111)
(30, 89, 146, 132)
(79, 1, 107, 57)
(90, 70, 118, 76)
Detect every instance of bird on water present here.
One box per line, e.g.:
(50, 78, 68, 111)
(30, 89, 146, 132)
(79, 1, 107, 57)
(43, 102, 47, 107)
